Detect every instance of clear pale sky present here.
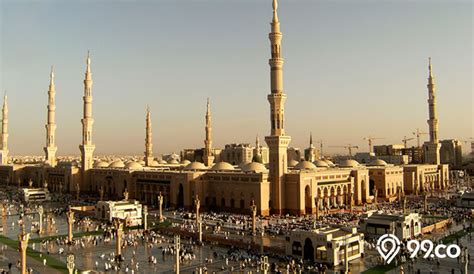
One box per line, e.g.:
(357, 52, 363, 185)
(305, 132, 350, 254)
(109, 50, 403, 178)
(0, 0, 472, 156)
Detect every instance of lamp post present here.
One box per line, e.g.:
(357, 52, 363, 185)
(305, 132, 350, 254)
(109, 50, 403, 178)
(174, 235, 180, 273)
(38, 205, 44, 234)
(250, 200, 257, 236)
(66, 206, 74, 244)
(18, 227, 29, 274)
(157, 192, 164, 221)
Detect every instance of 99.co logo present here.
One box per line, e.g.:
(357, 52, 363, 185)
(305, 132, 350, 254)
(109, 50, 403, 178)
(407, 239, 461, 259)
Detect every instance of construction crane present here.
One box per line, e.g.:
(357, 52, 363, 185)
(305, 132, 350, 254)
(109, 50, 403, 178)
(412, 128, 428, 148)
(402, 136, 414, 148)
(329, 144, 359, 158)
(316, 139, 324, 158)
(363, 136, 384, 153)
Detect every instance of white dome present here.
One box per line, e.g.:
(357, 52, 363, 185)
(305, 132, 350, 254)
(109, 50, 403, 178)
(125, 161, 143, 170)
(211, 162, 235, 171)
(138, 160, 146, 165)
(288, 159, 299, 167)
(313, 160, 329, 168)
(94, 161, 109, 168)
(158, 159, 167, 164)
(339, 159, 360, 168)
(181, 160, 191, 165)
(368, 159, 388, 166)
(241, 162, 267, 172)
(323, 159, 335, 166)
(168, 159, 179, 164)
(109, 160, 125, 168)
(295, 161, 317, 170)
(150, 160, 160, 167)
(184, 162, 207, 170)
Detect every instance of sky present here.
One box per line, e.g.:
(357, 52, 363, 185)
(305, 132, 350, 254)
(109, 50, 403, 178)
(0, 0, 472, 156)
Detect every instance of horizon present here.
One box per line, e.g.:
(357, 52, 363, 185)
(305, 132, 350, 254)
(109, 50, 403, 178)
(0, 0, 472, 156)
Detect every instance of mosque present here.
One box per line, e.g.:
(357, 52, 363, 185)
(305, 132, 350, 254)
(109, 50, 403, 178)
(0, 0, 449, 216)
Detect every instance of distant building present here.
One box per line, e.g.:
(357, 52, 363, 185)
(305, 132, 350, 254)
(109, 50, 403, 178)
(95, 200, 143, 226)
(287, 147, 303, 163)
(373, 144, 416, 164)
(440, 139, 463, 168)
(285, 226, 364, 266)
(457, 192, 474, 208)
(359, 212, 422, 240)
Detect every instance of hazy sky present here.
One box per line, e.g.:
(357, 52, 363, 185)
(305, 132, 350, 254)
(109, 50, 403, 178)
(0, 0, 472, 156)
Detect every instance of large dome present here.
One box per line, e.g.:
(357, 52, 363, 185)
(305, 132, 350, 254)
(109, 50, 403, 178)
(94, 161, 109, 168)
(288, 159, 299, 167)
(241, 162, 267, 173)
(109, 160, 125, 168)
(295, 161, 317, 170)
(184, 162, 207, 170)
(211, 162, 235, 171)
(339, 159, 360, 168)
(313, 160, 329, 168)
(125, 161, 143, 170)
(368, 159, 388, 166)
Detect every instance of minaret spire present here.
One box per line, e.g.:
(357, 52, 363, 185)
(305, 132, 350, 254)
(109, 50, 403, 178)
(203, 98, 214, 166)
(79, 51, 96, 174)
(0, 93, 9, 165)
(265, 0, 291, 215)
(44, 66, 58, 167)
(423, 57, 440, 165)
(309, 132, 314, 148)
(144, 106, 154, 166)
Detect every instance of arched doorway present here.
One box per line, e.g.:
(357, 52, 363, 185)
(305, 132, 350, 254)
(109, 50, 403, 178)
(369, 179, 375, 195)
(305, 185, 312, 214)
(177, 184, 184, 208)
(410, 219, 415, 238)
(304, 238, 314, 262)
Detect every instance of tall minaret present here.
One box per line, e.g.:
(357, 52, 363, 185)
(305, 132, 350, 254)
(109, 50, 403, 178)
(144, 106, 154, 166)
(79, 51, 95, 173)
(44, 66, 58, 167)
(423, 57, 441, 165)
(265, 0, 291, 215)
(0, 94, 8, 165)
(305, 132, 317, 162)
(203, 98, 214, 166)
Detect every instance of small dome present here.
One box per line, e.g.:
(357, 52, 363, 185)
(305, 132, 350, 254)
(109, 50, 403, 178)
(125, 161, 143, 170)
(94, 161, 109, 168)
(241, 162, 267, 172)
(181, 160, 191, 165)
(288, 160, 299, 167)
(211, 162, 235, 171)
(368, 159, 388, 166)
(339, 159, 360, 168)
(138, 160, 146, 165)
(168, 159, 179, 164)
(109, 160, 125, 168)
(323, 159, 335, 166)
(295, 161, 317, 170)
(150, 160, 160, 167)
(158, 159, 167, 164)
(184, 162, 207, 170)
(313, 160, 329, 168)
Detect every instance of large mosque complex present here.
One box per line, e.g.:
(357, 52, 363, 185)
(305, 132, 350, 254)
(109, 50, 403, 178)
(0, 0, 450, 216)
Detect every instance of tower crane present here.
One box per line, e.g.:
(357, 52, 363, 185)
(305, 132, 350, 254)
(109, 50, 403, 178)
(412, 128, 428, 148)
(363, 136, 384, 153)
(402, 136, 414, 148)
(329, 144, 359, 158)
(316, 139, 324, 158)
